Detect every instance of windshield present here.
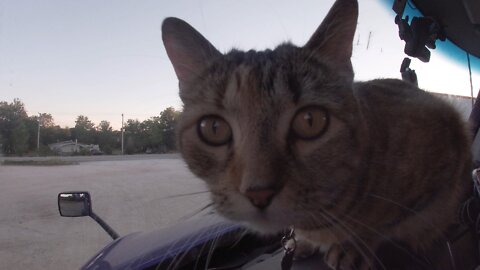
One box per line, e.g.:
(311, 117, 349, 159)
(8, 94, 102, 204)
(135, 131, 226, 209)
(1, 0, 479, 269)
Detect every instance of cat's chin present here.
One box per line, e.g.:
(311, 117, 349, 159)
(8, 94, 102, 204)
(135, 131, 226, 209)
(228, 214, 327, 235)
(241, 220, 286, 235)
(218, 210, 287, 234)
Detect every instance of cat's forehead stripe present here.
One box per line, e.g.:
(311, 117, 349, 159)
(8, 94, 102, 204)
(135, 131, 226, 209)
(198, 45, 335, 117)
(220, 47, 304, 108)
(221, 66, 248, 113)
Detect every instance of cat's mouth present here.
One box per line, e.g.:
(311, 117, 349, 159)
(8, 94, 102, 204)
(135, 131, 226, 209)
(212, 192, 288, 233)
(213, 188, 337, 233)
(242, 212, 288, 234)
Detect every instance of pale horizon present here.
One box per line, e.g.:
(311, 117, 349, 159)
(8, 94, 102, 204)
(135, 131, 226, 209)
(1, 0, 479, 130)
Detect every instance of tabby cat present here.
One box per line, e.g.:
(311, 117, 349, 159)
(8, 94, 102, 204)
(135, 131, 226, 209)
(162, 0, 472, 269)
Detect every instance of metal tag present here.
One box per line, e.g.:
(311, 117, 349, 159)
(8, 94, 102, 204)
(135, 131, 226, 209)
(281, 249, 295, 270)
(281, 227, 296, 270)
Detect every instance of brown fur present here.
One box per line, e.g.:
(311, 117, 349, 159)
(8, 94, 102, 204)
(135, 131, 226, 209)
(162, 0, 472, 268)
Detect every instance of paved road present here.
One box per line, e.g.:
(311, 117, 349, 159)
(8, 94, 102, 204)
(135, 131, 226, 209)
(0, 153, 181, 163)
(0, 155, 210, 269)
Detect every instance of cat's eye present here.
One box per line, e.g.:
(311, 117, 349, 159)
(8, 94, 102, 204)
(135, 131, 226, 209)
(197, 116, 232, 146)
(291, 106, 329, 140)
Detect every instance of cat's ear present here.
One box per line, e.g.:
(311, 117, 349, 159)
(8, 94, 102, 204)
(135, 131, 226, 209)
(303, 0, 358, 78)
(162, 17, 221, 83)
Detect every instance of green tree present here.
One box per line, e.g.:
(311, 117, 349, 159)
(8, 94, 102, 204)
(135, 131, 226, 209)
(75, 115, 95, 130)
(142, 117, 163, 152)
(24, 116, 39, 151)
(124, 119, 147, 154)
(96, 120, 117, 154)
(73, 115, 95, 144)
(98, 120, 112, 132)
(39, 113, 54, 127)
(0, 99, 30, 155)
(11, 121, 29, 155)
(42, 125, 71, 145)
(159, 107, 180, 151)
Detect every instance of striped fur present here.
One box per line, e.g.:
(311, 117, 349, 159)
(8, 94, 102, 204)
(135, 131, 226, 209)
(162, 0, 471, 269)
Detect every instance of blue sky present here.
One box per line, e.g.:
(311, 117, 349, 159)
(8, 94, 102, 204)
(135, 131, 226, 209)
(1, 0, 479, 129)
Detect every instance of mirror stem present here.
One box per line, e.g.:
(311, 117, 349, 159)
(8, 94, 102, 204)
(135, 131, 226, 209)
(90, 212, 119, 240)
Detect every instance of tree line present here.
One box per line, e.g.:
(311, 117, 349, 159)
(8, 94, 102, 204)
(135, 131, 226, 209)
(0, 99, 181, 156)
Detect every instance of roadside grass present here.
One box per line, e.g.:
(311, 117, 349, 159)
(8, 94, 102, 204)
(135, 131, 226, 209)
(1, 159, 78, 166)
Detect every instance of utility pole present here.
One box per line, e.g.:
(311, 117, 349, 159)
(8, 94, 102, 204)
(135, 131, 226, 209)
(367, 31, 372, 50)
(37, 113, 42, 155)
(121, 113, 124, 155)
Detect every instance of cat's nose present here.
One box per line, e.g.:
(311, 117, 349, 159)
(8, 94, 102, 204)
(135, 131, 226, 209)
(243, 188, 276, 209)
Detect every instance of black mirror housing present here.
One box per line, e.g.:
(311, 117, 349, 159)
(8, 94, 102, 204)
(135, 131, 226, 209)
(58, 192, 92, 217)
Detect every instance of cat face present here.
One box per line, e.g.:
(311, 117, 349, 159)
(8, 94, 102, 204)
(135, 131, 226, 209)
(163, 0, 362, 233)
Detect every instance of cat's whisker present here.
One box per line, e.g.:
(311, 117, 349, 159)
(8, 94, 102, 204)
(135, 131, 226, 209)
(306, 211, 328, 228)
(204, 226, 223, 270)
(229, 227, 250, 248)
(302, 208, 351, 268)
(307, 190, 447, 267)
(162, 190, 211, 200)
(314, 190, 447, 267)
(366, 192, 449, 242)
(165, 234, 196, 270)
(193, 239, 211, 270)
(340, 211, 431, 268)
(318, 208, 386, 270)
(193, 223, 226, 269)
(298, 203, 364, 264)
(165, 248, 188, 270)
(162, 236, 184, 270)
(142, 190, 210, 209)
(165, 222, 222, 270)
(177, 201, 215, 221)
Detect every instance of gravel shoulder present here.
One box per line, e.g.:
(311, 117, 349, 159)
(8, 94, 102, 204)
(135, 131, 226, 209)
(0, 155, 209, 269)
(0, 153, 181, 163)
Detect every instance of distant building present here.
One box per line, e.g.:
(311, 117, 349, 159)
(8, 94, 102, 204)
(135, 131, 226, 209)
(49, 140, 102, 155)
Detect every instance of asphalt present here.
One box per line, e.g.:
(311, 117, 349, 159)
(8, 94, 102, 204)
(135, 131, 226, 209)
(0, 154, 210, 269)
(0, 153, 181, 163)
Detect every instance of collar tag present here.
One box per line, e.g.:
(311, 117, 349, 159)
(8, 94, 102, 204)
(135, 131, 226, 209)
(281, 226, 296, 270)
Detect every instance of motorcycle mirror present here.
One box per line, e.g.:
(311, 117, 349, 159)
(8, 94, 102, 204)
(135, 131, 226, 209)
(58, 191, 92, 217)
